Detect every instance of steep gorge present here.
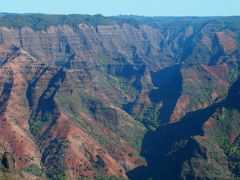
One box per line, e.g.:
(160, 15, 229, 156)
(0, 14, 239, 179)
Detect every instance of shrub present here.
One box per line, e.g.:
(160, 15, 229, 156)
(24, 165, 42, 177)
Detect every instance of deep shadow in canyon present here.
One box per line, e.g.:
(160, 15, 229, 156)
(127, 74, 240, 180)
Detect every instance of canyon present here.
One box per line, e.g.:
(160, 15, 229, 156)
(0, 14, 239, 179)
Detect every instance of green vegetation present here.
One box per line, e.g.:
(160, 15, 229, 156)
(72, 116, 89, 129)
(29, 109, 59, 137)
(182, 67, 216, 110)
(228, 65, 239, 83)
(224, 143, 240, 177)
(143, 107, 160, 131)
(182, 154, 233, 179)
(108, 75, 138, 99)
(72, 114, 144, 158)
(29, 117, 45, 136)
(72, 115, 129, 153)
(176, 102, 240, 179)
(1, 13, 239, 33)
(80, 97, 118, 132)
(218, 107, 228, 121)
(209, 108, 240, 145)
(93, 173, 124, 180)
(95, 52, 110, 64)
(78, 176, 91, 180)
(0, 14, 113, 30)
(56, 90, 88, 115)
(58, 88, 145, 153)
(204, 107, 240, 178)
(225, 143, 240, 160)
(44, 138, 68, 180)
(85, 98, 145, 151)
(92, 155, 105, 169)
(116, 117, 146, 152)
(24, 165, 43, 177)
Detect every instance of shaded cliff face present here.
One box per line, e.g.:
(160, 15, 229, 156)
(0, 14, 239, 179)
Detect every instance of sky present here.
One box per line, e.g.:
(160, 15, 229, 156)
(0, 0, 239, 17)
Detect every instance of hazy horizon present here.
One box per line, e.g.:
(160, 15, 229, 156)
(1, 0, 239, 17)
(1, 12, 240, 18)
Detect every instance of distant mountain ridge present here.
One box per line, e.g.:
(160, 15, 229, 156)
(0, 13, 239, 30)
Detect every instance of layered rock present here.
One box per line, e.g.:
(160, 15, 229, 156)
(0, 14, 239, 179)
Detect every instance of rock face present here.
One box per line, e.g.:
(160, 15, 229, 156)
(0, 14, 239, 179)
(0, 46, 145, 179)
